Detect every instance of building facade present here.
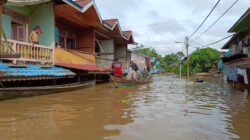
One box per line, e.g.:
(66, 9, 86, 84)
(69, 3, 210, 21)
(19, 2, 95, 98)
(221, 8, 250, 89)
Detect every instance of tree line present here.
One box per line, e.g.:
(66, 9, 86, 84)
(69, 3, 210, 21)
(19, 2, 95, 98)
(133, 45, 220, 75)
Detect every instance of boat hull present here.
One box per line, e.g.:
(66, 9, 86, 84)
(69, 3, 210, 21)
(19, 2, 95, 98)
(110, 76, 152, 87)
(0, 80, 96, 100)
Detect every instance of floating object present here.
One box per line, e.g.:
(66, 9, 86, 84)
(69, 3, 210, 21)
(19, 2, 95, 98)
(196, 79, 204, 83)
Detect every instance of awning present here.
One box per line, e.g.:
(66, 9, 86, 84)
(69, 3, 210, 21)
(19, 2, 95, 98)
(55, 63, 111, 72)
(0, 63, 76, 81)
(224, 58, 250, 68)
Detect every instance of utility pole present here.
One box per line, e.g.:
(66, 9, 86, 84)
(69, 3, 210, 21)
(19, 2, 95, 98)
(175, 36, 190, 80)
(185, 36, 190, 80)
(179, 61, 182, 79)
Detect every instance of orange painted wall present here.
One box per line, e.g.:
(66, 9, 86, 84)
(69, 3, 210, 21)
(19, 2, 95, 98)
(54, 48, 95, 65)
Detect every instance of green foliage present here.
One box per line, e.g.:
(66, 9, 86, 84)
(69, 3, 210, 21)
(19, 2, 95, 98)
(187, 48, 220, 73)
(132, 45, 220, 74)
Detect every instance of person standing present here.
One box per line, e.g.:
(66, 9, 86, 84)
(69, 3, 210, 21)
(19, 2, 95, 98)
(29, 25, 42, 44)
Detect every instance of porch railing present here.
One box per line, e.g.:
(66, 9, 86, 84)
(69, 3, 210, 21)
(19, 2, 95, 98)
(0, 39, 54, 65)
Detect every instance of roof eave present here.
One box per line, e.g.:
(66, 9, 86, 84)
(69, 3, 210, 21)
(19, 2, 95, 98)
(62, 0, 102, 24)
(228, 8, 250, 33)
(221, 33, 238, 49)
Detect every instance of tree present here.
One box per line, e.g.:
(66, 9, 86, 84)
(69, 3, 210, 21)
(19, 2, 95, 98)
(132, 45, 219, 74)
(185, 48, 220, 73)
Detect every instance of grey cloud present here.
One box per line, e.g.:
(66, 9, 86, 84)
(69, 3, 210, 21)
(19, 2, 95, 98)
(95, 0, 248, 55)
(95, 0, 138, 19)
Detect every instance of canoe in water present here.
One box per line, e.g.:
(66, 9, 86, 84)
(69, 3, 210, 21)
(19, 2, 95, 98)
(0, 80, 96, 100)
(110, 75, 152, 87)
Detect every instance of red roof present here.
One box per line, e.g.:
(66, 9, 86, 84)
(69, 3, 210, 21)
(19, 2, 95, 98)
(73, 0, 92, 8)
(123, 31, 132, 39)
(103, 19, 118, 28)
(56, 63, 112, 72)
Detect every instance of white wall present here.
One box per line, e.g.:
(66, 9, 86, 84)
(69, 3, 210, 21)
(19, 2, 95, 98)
(131, 53, 146, 70)
(99, 40, 114, 60)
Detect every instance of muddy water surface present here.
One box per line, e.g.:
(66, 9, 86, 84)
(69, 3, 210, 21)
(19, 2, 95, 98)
(0, 75, 250, 140)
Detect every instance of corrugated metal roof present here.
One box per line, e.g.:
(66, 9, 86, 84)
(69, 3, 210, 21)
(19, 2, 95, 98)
(56, 63, 112, 72)
(73, 0, 92, 8)
(123, 31, 132, 39)
(103, 19, 118, 28)
(0, 64, 75, 77)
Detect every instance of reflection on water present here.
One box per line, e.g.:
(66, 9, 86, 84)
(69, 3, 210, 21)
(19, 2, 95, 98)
(0, 75, 250, 140)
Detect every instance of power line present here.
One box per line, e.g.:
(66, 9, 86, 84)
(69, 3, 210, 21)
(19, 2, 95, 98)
(124, 7, 246, 29)
(195, 34, 234, 48)
(191, 0, 239, 42)
(192, 24, 250, 49)
(189, 0, 221, 38)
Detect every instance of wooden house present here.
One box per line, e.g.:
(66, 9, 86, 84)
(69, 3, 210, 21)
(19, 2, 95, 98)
(0, 0, 136, 85)
(221, 8, 250, 88)
(1, 0, 55, 65)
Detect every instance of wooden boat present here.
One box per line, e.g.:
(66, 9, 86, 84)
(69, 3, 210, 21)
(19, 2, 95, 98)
(110, 75, 152, 87)
(0, 80, 96, 100)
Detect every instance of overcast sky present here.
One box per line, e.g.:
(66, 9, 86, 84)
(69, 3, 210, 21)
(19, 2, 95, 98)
(95, 0, 250, 56)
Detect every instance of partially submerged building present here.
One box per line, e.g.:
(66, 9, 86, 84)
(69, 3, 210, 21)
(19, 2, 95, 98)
(0, 0, 76, 88)
(221, 8, 250, 89)
(127, 50, 152, 72)
(0, 0, 136, 89)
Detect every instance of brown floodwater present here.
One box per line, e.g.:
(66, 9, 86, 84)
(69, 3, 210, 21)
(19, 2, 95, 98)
(0, 75, 250, 140)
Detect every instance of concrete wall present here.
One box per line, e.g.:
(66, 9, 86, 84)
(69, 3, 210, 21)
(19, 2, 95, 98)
(3, 2, 55, 47)
(96, 57, 113, 68)
(115, 45, 127, 61)
(2, 14, 11, 38)
(99, 40, 114, 60)
(29, 2, 55, 47)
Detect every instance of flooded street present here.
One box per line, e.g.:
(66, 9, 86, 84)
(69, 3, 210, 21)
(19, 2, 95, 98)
(0, 75, 250, 140)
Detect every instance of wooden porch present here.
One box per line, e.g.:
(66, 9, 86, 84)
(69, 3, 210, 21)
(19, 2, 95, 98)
(0, 39, 54, 65)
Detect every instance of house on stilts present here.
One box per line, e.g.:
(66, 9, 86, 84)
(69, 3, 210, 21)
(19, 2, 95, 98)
(0, 0, 136, 98)
(221, 8, 250, 90)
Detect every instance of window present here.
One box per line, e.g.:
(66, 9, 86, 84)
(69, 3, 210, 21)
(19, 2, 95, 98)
(58, 28, 76, 50)
(4, 8, 27, 42)
(11, 22, 25, 41)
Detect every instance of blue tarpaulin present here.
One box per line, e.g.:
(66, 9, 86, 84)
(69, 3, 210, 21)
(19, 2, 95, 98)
(0, 63, 75, 77)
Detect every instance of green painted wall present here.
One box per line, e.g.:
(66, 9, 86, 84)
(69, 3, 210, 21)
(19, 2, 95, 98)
(2, 14, 11, 38)
(29, 2, 55, 47)
(3, 2, 55, 47)
(4, 5, 30, 16)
